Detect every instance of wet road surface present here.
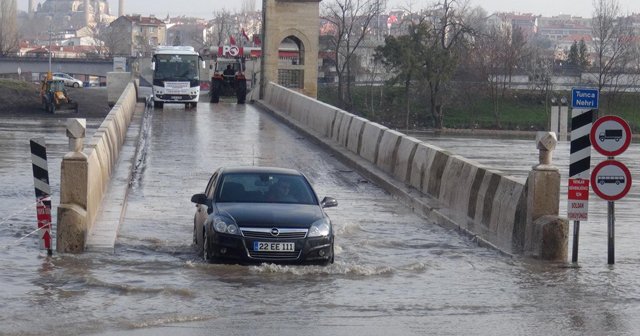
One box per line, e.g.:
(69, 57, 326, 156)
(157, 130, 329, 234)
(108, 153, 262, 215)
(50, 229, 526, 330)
(1, 103, 640, 335)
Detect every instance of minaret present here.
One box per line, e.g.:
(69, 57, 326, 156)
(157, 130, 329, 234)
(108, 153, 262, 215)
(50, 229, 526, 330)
(28, 0, 35, 17)
(119, 0, 124, 17)
(84, 0, 90, 26)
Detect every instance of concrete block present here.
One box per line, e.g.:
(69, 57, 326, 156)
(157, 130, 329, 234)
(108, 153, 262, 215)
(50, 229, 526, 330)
(528, 215, 569, 260)
(376, 129, 404, 174)
(56, 204, 88, 253)
(308, 101, 337, 138)
(409, 143, 443, 192)
(346, 117, 367, 155)
(439, 155, 479, 216)
(393, 136, 421, 183)
(337, 112, 353, 147)
(423, 147, 452, 197)
(359, 122, 388, 164)
(107, 72, 131, 107)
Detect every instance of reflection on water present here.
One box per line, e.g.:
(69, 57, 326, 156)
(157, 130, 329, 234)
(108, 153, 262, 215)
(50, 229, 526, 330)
(1, 112, 640, 335)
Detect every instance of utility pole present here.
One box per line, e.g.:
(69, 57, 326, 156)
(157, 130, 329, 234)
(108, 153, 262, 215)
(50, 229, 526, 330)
(48, 26, 52, 74)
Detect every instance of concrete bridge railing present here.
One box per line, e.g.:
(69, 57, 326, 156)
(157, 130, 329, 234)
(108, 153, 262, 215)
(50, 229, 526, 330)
(56, 81, 138, 253)
(258, 82, 568, 260)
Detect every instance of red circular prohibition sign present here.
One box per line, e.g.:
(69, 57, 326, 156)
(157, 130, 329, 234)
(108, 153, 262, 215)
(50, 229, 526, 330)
(591, 160, 632, 201)
(590, 115, 632, 157)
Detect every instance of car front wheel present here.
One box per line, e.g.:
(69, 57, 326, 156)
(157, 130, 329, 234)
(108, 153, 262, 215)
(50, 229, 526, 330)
(73, 82, 80, 88)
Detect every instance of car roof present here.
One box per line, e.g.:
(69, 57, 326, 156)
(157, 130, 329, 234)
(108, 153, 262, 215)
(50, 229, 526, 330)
(219, 166, 303, 176)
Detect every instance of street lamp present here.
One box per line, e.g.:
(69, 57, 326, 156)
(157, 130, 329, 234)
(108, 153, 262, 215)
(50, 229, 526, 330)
(47, 24, 53, 75)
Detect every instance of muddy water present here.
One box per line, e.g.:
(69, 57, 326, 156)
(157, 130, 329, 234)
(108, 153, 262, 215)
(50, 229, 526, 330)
(1, 105, 639, 335)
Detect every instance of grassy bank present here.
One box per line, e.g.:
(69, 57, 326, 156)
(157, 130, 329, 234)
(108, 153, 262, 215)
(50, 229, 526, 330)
(318, 85, 640, 132)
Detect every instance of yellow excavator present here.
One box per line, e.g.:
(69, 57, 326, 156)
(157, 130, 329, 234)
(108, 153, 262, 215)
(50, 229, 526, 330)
(40, 72, 78, 114)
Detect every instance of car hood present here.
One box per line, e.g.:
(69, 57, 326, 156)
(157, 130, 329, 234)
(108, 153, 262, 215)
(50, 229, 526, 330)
(215, 203, 325, 228)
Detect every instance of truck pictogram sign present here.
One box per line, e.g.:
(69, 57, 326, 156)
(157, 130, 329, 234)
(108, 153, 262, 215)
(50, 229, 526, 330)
(590, 116, 631, 157)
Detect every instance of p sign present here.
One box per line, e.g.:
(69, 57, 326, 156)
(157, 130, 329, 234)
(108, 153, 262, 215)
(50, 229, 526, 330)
(218, 45, 242, 57)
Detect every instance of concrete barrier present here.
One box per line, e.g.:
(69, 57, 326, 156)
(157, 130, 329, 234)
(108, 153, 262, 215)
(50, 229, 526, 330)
(57, 82, 138, 253)
(376, 129, 404, 175)
(107, 72, 132, 107)
(393, 135, 421, 183)
(257, 82, 566, 259)
(346, 117, 367, 155)
(360, 122, 388, 164)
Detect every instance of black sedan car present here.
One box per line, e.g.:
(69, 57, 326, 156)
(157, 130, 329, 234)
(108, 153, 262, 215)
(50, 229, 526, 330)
(191, 166, 337, 265)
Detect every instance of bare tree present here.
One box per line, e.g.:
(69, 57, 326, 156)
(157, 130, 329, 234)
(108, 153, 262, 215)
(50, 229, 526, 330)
(591, 0, 635, 104)
(210, 9, 234, 47)
(100, 24, 131, 57)
(323, 0, 384, 111)
(0, 0, 18, 55)
(416, 0, 473, 129)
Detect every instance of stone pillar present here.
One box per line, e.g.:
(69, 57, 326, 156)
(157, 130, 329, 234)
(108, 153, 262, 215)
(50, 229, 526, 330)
(57, 118, 89, 253)
(261, 0, 320, 98)
(524, 131, 568, 260)
(559, 105, 569, 141)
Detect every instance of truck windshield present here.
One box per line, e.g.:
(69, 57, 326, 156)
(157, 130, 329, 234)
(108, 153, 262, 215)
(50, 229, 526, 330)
(153, 54, 199, 81)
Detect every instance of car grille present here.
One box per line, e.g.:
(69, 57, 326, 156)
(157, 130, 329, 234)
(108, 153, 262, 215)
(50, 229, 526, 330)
(241, 227, 308, 239)
(248, 251, 301, 260)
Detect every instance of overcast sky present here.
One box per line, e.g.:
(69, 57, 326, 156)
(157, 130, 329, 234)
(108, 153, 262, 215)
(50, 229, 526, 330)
(19, 0, 640, 19)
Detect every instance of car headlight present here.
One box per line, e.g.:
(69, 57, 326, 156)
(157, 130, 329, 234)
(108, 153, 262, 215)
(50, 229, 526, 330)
(212, 215, 240, 235)
(308, 218, 331, 237)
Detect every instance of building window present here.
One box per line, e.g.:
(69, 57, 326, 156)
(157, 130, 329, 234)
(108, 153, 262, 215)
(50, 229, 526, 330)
(278, 69, 303, 89)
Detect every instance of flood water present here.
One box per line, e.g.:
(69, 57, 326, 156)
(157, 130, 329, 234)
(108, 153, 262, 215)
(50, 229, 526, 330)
(1, 102, 640, 335)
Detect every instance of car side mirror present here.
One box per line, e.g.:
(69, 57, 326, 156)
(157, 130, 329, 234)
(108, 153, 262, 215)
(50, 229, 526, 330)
(191, 193, 207, 205)
(321, 196, 338, 208)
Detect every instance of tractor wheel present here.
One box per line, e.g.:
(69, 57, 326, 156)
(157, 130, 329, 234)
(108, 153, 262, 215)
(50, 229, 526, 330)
(236, 80, 247, 104)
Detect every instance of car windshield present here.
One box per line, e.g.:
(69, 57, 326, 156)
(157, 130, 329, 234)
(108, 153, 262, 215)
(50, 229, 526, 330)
(216, 173, 317, 205)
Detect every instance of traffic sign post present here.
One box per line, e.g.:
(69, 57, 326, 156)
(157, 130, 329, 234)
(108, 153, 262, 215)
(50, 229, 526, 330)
(589, 115, 632, 265)
(568, 107, 593, 263)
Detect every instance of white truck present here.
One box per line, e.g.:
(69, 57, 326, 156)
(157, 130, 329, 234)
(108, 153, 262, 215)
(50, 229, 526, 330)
(151, 46, 205, 109)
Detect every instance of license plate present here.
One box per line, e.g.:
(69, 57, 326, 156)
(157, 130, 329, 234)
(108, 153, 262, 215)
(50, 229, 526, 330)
(171, 96, 182, 100)
(253, 242, 295, 252)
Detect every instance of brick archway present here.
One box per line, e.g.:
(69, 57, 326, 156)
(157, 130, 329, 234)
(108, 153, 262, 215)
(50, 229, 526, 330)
(261, 0, 320, 98)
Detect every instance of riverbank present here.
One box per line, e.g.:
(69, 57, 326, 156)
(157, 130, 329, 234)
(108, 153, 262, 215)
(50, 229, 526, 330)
(0, 78, 109, 119)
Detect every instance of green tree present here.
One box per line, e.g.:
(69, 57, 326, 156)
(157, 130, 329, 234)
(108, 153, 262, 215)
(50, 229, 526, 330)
(578, 39, 590, 69)
(567, 40, 580, 68)
(567, 39, 590, 71)
(374, 33, 419, 130)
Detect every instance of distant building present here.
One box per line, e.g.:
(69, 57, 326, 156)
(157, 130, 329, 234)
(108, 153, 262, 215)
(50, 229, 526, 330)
(33, 0, 114, 30)
(537, 15, 592, 42)
(108, 15, 166, 57)
(487, 12, 539, 38)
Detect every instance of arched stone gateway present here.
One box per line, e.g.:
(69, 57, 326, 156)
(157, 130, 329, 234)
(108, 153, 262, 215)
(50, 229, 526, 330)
(261, 0, 320, 99)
